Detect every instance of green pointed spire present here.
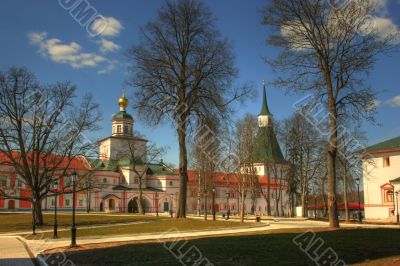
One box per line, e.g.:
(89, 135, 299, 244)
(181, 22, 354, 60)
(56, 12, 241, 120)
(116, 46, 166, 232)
(259, 80, 272, 116)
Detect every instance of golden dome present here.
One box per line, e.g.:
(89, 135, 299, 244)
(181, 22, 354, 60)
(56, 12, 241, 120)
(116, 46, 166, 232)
(118, 90, 128, 108)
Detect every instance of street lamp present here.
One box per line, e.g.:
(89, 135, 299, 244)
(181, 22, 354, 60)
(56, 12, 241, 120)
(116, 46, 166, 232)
(169, 194, 173, 218)
(155, 192, 159, 217)
(212, 188, 216, 221)
(225, 191, 230, 220)
(395, 191, 399, 224)
(356, 177, 362, 223)
(53, 180, 59, 239)
(70, 171, 78, 248)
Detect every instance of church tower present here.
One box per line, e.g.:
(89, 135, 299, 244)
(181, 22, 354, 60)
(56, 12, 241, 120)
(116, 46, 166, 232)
(254, 81, 285, 164)
(112, 90, 133, 136)
(98, 90, 147, 161)
(258, 80, 273, 128)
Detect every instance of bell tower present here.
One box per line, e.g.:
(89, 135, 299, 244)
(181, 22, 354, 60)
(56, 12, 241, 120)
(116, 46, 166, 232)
(258, 80, 272, 128)
(112, 90, 133, 136)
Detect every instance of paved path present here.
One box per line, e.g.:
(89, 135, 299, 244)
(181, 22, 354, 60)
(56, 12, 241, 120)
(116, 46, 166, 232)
(25, 220, 327, 254)
(26, 224, 272, 255)
(0, 237, 35, 266)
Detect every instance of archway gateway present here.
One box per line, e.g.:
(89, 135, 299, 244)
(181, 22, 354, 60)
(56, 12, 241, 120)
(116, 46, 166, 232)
(128, 198, 138, 213)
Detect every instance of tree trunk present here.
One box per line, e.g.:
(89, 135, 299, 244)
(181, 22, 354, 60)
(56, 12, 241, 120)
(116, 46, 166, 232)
(33, 197, 43, 226)
(327, 89, 340, 228)
(290, 192, 295, 217)
(301, 190, 307, 218)
(138, 181, 145, 215)
(240, 190, 245, 223)
(343, 164, 350, 223)
(266, 163, 271, 216)
(176, 125, 188, 218)
(197, 173, 201, 216)
(86, 190, 91, 213)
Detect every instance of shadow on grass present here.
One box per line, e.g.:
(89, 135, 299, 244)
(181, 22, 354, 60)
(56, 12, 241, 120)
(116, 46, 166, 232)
(44, 228, 400, 266)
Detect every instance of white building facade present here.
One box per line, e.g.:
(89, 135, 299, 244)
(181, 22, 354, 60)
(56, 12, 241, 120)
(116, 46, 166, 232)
(363, 136, 400, 222)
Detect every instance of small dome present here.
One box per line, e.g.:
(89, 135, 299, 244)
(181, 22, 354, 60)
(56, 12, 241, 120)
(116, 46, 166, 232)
(118, 95, 128, 108)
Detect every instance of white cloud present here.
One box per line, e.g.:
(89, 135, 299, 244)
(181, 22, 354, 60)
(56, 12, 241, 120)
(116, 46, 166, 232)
(387, 95, 400, 107)
(97, 59, 119, 75)
(28, 32, 117, 73)
(364, 17, 400, 44)
(91, 17, 123, 37)
(97, 38, 120, 53)
(28, 32, 104, 69)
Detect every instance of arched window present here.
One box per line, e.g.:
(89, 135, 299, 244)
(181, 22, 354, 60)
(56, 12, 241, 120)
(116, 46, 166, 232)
(117, 125, 122, 133)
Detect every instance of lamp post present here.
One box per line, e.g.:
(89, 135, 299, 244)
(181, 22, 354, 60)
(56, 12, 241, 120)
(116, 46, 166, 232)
(212, 188, 216, 221)
(155, 192, 159, 217)
(169, 194, 173, 218)
(53, 181, 59, 239)
(70, 171, 78, 248)
(356, 177, 362, 223)
(396, 191, 399, 224)
(225, 191, 230, 220)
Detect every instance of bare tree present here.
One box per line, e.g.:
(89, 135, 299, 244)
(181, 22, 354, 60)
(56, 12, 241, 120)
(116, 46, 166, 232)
(336, 125, 367, 222)
(234, 114, 258, 222)
(190, 117, 220, 220)
(78, 169, 105, 213)
(127, 0, 251, 218)
(262, 0, 397, 228)
(281, 112, 325, 217)
(0, 67, 100, 225)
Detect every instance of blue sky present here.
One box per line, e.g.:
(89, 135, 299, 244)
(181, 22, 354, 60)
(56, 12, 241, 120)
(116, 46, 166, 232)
(0, 0, 399, 166)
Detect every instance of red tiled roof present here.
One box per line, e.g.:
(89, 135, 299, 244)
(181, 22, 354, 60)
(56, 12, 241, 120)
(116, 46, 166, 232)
(0, 151, 89, 170)
(174, 169, 284, 186)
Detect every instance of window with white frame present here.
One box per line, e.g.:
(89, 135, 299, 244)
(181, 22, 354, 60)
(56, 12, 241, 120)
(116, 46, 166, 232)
(65, 199, 70, 206)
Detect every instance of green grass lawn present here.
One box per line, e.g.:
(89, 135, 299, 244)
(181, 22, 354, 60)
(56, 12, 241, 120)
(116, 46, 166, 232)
(25, 218, 260, 239)
(43, 228, 400, 266)
(0, 212, 161, 233)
